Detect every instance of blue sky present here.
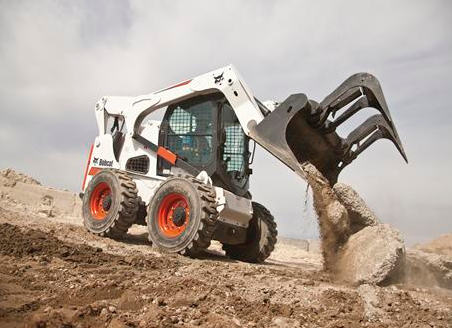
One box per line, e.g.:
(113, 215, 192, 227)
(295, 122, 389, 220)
(0, 0, 451, 244)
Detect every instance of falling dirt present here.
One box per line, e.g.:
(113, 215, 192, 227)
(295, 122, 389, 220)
(0, 169, 451, 327)
(297, 163, 350, 271)
(297, 162, 407, 286)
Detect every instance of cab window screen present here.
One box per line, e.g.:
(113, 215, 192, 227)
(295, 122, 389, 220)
(222, 104, 246, 173)
(167, 101, 214, 166)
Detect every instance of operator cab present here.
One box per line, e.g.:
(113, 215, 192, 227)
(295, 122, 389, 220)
(158, 92, 252, 197)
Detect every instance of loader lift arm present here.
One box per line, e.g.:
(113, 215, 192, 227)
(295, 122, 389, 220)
(132, 134, 200, 177)
(96, 65, 406, 186)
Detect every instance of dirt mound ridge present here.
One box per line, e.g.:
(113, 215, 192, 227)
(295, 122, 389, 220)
(0, 168, 41, 187)
(416, 234, 452, 257)
(0, 222, 176, 269)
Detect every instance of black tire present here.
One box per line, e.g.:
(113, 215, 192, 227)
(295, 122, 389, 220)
(222, 202, 277, 263)
(146, 176, 218, 256)
(134, 197, 148, 226)
(82, 170, 139, 239)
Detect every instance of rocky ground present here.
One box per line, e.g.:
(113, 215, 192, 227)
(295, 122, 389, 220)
(0, 169, 451, 328)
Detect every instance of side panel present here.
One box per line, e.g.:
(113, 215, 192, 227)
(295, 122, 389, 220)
(133, 177, 163, 206)
(118, 120, 160, 177)
(214, 187, 252, 228)
(118, 120, 166, 204)
(83, 124, 165, 205)
(82, 134, 120, 192)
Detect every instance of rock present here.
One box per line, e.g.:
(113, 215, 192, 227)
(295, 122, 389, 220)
(140, 305, 160, 324)
(405, 249, 452, 289)
(335, 224, 405, 285)
(108, 318, 127, 328)
(232, 317, 241, 326)
(357, 284, 386, 322)
(271, 317, 299, 327)
(108, 305, 116, 313)
(38, 205, 53, 218)
(100, 308, 109, 318)
(333, 183, 380, 232)
(156, 297, 166, 306)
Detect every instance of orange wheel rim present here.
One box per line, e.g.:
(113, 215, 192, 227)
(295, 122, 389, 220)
(89, 182, 112, 220)
(157, 193, 190, 237)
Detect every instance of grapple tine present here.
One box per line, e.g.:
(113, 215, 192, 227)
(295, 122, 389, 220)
(322, 96, 369, 132)
(314, 87, 362, 127)
(320, 73, 387, 117)
(319, 73, 393, 124)
(317, 73, 406, 161)
(343, 114, 408, 165)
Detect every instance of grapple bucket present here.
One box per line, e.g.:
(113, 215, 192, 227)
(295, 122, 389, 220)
(248, 73, 407, 184)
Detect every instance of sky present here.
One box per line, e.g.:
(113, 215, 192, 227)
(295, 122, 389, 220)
(0, 0, 451, 245)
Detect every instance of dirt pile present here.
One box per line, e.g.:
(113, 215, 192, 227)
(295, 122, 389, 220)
(1, 207, 451, 328)
(0, 168, 41, 187)
(0, 169, 451, 327)
(298, 163, 406, 285)
(405, 235, 452, 289)
(0, 168, 81, 219)
(0, 222, 174, 269)
(405, 249, 452, 289)
(415, 234, 452, 257)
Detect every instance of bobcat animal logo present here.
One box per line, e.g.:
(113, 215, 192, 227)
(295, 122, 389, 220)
(214, 72, 224, 84)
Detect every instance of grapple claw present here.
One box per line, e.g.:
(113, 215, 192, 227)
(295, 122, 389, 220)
(317, 73, 407, 162)
(248, 73, 407, 185)
(339, 114, 408, 171)
(320, 73, 392, 121)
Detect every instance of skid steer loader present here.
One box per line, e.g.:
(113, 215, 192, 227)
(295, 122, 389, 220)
(81, 65, 407, 263)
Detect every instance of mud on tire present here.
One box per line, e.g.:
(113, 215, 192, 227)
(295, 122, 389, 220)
(222, 202, 277, 263)
(146, 175, 218, 257)
(82, 170, 139, 239)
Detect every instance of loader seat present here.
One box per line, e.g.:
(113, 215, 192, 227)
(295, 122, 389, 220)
(190, 135, 211, 163)
(179, 133, 211, 164)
